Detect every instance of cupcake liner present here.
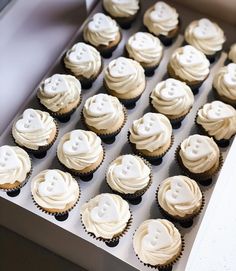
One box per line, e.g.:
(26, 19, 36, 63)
(212, 87, 236, 108)
(175, 144, 223, 182)
(155, 186, 205, 224)
(106, 156, 153, 200)
(133, 231, 184, 270)
(128, 131, 174, 165)
(80, 211, 133, 244)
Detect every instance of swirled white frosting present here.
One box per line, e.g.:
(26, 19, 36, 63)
(57, 129, 103, 171)
(106, 155, 151, 194)
(213, 64, 236, 102)
(169, 45, 210, 82)
(151, 78, 194, 117)
(158, 176, 202, 218)
(83, 94, 124, 130)
(143, 1, 179, 36)
(31, 169, 79, 211)
(12, 109, 57, 150)
(185, 18, 225, 56)
(197, 101, 236, 140)
(179, 134, 220, 174)
(126, 32, 163, 66)
(133, 219, 182, 266)
(103, 0, 139, 18)
(228, 43, 236, 63)
(64, 42, 102, 79)
(37, 74, 81, 112)
(104, 57, 145, 99)
(0, 145, 31, 185)
(83, 13, 120, 46)
(80, 193, 131, 239)
(129, 113, 172, 152)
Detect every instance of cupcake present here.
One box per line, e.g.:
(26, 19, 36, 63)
(103, 0, 140, 29)
(228, 43, 236, 64)
(83, 13, 121, 58)
(157, 175, 203, 227)
(37, 74, 81, 122)
(133, 219, 183, 269)
(129, 112, 173, 165)
(80, 193, 131, 246)
(12, 108, 58, 158)
(106, 154, 152, 204)
(104, 57, 146, 108)
(150, 78, 194, 128)
(57, 129, 104, 181)
(82, 93, 126, 144)
(143, 1, 180, 46)
(176, 134, 222, 185)
(126, 32, 163, 76)
(184, 18, 225, 63)
(168, 45, 210, 94)
(0, 145, 31, 193)
(196, 101, 236, 147)
(213, 63, 236, 107)
(64, 42, 102, 89)
(31, 169, 80, 220)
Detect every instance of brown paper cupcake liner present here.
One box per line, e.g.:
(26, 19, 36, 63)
(106, 156, 153, 200)
(175, 144, 223, 182)
(155, 186, 205, 224)
(80, 211, 133, 244)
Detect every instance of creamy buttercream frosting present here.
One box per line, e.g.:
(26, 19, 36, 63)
(133, 219, 182, 266)
(126, 32, 163, 66)
(228, 43, 236, 63)
(31, 169, 79, 211)
(80, 193, 131, 239)
(0, 145, 31, 185)
(83, 93, 124, 130)
(179, 134, 220, 174)
(104, 57, 145, 99)
(158, 175, 202, 218)
(106, 155, 151, 194)
(64, 42, 102, 79)
(185, 18, 225, 56)
(213, 63, 236, 102)
(37, 74, 81, 112)
(197, 101, 236, 140)
(83, 13, 120, 46)
(169, 45, 210, 82)
(12, 109, 57, 150)
(129, 113, 172, 152)
(103, 0, 139, 18)
(151, 78, 194, 117)
(143, 1, 179, 36)
(57, 129, 103, 171)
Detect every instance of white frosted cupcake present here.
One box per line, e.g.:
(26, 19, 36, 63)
(12, 108, 58, 158)
(168, 45, 210, 93)
(150, 78, 194, 128)
(143, 1, 180, 46)
(126, 32, 163, 75)
(196, 101, 236, 147)
(0, 145, 31, 191)
(228, 43, 236, 64)
(37, 74, 81, 121)
(103, 0, 140, 28)
(104, 57, 146, 108)
(83, 13, 121, 58)
(184, 18, 225, 62)
(31, 169, 80, 215)
(213, 63, 236, 107)
(129, 112, 173, 165)
(80, 193, 131, 245)
(133, 219, 183, 268)
(57, 129, 104, 181)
